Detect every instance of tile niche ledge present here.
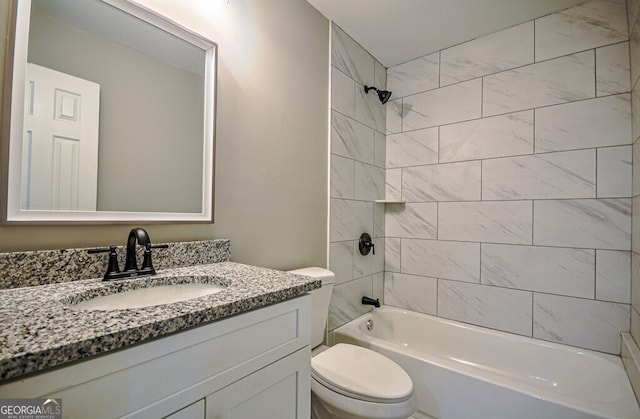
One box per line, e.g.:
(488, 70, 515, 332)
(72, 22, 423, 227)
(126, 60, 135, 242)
(374, 199, 406, 204)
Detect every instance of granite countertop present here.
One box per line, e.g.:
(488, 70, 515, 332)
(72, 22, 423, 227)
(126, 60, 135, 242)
(0, 262, 320, 382)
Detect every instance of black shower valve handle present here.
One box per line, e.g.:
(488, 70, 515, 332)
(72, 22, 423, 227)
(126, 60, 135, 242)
(359, 233, 375, 256)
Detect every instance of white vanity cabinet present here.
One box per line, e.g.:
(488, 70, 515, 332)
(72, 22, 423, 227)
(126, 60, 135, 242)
(0, 296, 311, 419)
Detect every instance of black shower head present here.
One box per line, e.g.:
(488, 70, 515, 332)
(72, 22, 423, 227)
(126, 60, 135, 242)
(364, 85, 392, 104)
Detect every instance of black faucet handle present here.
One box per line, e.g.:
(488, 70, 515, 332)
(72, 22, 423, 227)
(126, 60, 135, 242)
(88, 246, 121, 280)
(140, 243, 169, 273)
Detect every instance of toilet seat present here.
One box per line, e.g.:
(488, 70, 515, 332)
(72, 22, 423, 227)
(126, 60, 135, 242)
(311, 343, 413, 404)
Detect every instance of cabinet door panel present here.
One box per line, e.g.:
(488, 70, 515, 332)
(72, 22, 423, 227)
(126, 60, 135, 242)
(206, 348, 310, 419)
(165, 399, 205, 419)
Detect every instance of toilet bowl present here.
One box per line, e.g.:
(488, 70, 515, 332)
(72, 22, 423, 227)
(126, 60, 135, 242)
(289, 267, 417, 419)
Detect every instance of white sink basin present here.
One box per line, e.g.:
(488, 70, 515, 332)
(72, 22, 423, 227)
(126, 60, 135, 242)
(74, 283, 226, 310)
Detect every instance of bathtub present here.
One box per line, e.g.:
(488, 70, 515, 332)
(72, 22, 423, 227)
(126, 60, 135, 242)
(333, 306, 640, 419)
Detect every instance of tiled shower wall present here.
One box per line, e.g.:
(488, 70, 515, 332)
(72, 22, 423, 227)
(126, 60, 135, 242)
(626, 0, 640, 395)
(328, 24, 387, 331)
(384, 0, 632, 354)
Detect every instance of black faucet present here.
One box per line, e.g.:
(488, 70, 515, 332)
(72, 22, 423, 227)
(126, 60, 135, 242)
(88, 228, 168, 281)
(362, 296, 380, 308)
(125, 228, 151, 272)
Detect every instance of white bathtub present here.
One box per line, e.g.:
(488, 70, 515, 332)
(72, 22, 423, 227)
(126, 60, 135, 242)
(333, 306, 640, 419)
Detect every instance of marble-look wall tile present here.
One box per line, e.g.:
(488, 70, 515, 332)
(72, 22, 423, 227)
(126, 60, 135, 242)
(632, 13, 640, 87)
(596, 42, 631, 96)
(331, 67, 355, 117)
(386, 168, 402, 201)
(634, 141, 640, 197)
(373, 272, 384, 303)
(385, 203, 437, 239)
(328, 22, 383, 334)
(330, 155, 354, 199)
(632, 252, 640, 312)
(374, 131, 386, 168)
(597, 145, 632, 198)
(481, 244, 595, 298)
(385, 272, 437, 315)
(438, 279, 533, 336)
(374, 59, 387, 91)
(374, 202, 385, 238)
(386, 128, 438, 168)
(354, 239, 384, 279)
(401, 239, 480, 283)
(633, 310, 640, 351)
(440, 22, 533, 86)
(533, 293, 629, 353)
(403, 79, 482, 130)
(331, 111, 375, 164)
(534, 198, 631, 250)
(387, 52, 439, 98)
(634, 308, 640, 342)
(355, 162, 384, 201)
(633, 79, 640, 143)
(332, 0, 636, 348)
(596, 250, 631, 303)
(535, 94, 631, 152)
(385, 237, 401, 272)
(482, 150, 596, 200)
(331, 24, 374, 87)
(439, 111, 533, 163)
(356, 83, 385, 132)
(329, 241, 354, 285)
(483, 52, 595, 117)
(630, 0, 640, 36)
(330, 199, 373, 242)
(386, 98, 403, 134)
(402, 161, 481, 202)
(633, 196, 640, 253)
(438, 201, 533, 245)
(535, 0, 628, 62)
(328, 276, 374, 330)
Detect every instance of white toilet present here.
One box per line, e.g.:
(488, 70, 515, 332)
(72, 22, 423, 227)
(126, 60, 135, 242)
(289, 267, 417, 419)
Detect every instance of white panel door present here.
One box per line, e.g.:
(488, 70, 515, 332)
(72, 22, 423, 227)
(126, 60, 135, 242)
(22, 63, 100, 210)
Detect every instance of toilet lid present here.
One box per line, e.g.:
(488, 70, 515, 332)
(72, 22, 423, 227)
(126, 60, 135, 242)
(311, 343, 413, 403)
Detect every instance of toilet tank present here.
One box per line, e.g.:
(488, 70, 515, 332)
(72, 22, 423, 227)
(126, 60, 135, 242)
(288, 267, 335, 349)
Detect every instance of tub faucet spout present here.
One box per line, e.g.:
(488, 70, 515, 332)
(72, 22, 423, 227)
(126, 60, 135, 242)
(362, 296, 380, 308)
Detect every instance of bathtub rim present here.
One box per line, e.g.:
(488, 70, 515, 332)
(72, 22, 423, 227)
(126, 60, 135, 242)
(332, 305, 640, 419)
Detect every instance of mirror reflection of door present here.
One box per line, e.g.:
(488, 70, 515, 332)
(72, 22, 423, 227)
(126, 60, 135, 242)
(22, 63, 100, 210)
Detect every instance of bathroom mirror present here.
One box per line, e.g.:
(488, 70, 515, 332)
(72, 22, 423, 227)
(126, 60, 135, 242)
(1, 0, 217, 223)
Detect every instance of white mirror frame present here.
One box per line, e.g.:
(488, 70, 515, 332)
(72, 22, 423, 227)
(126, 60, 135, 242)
(1, 0, 216, 224)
